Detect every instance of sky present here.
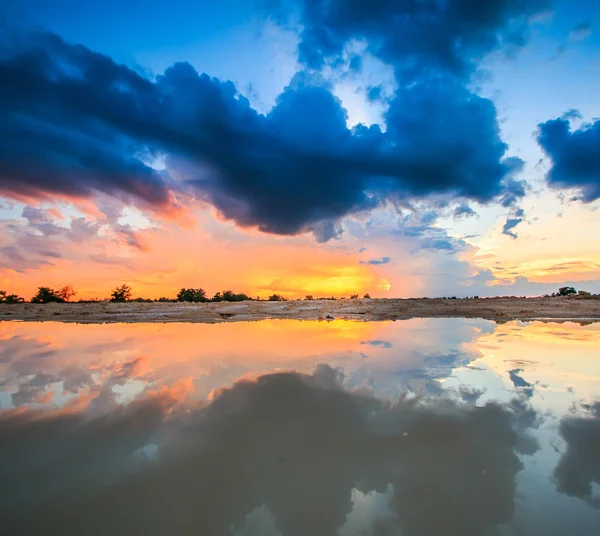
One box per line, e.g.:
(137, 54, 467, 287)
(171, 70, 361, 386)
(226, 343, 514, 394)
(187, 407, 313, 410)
(0, 0, 599, 300)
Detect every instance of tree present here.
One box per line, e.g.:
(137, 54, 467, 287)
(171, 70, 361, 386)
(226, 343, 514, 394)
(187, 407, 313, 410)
(363, 293, 371, 299)
(268, 294, 286, 301)
(350, 294, 359, 299)
(0, 290, 25, 304)
(211, 290, 251, 302)
(56, 285, 77, 302)
(31, 287, 64, 304)
(305, 295, 314, 301)
(221, 290, 236, 301)
(177, 288, 208, 302)
(558, 286, 577, 297)
(110, 284, 132, 302)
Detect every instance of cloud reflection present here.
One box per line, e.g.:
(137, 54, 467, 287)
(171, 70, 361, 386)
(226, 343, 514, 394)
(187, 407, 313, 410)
(1, 365, 534, 536)
(554, 402, 600, 508)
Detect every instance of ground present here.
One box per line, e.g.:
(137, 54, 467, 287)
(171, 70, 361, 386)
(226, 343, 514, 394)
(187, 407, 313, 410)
(2, 296, 600, 323)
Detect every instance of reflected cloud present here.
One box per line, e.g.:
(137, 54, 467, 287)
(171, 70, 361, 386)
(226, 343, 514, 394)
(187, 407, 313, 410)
(2, 318, 600, 533)
(0, 319, 489, 410)
(508, 369, 535, 399)
(1, 366, 534, 536)
(554, 402, 600, 508)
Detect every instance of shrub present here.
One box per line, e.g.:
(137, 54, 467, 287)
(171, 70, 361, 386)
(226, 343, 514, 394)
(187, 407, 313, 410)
(177, 288, 208, 303)
(110, 284, 133, 302)
(268, 294, 286, 301)
(0, 290, 25, 304)
(31, 287, 64, 304)
(558, 286, 577, 297)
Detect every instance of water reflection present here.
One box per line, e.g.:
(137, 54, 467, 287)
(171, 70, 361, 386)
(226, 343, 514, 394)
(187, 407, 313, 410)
(1, 319, 599, 535)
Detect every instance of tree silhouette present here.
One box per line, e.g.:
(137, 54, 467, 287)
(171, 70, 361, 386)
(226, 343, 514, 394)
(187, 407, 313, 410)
(558, 286, 577, 297)
(211, 290, 251, 302)
(0, 290, 25, 304)
(268, 294, 286, 301)
(177, 288, 208, 302)
(31, 287, 64, 304)
(363, 293, 371, 299)
(56, 285, 77, 302)
(110, 284, 132, 302)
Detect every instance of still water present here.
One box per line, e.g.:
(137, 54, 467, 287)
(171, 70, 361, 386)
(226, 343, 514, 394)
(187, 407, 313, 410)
(1, 318, 599, 535)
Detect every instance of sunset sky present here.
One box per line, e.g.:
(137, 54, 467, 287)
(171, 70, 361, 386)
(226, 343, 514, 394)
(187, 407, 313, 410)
(1, 0, 599, 300)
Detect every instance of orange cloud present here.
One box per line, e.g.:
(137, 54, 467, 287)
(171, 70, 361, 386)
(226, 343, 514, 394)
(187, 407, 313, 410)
(1, 207, 395, 300)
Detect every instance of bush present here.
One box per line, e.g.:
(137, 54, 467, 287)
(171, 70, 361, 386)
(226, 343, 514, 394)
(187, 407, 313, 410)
(211, 290, 251, 302)
(558, 286, 577, 297)
(0, 290, 24, 304)
(305, 295, 314, 301)
(268, 294, 286, 301)
(363, 293, 371, 299)
(110, 284, 132, 302)
(31, 287, 64, 304)
(350, 294, 359, 299)
(177, 288, 208, 303)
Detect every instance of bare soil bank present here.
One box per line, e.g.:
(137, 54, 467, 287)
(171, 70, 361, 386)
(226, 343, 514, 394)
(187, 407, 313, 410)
(2, 296, 600, 324)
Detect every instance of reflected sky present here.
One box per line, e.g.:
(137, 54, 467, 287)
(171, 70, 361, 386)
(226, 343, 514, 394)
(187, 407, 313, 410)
(1, 319, 600, 535)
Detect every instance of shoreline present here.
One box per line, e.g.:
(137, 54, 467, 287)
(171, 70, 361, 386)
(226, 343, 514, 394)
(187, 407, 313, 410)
(1, 297, 600, 324)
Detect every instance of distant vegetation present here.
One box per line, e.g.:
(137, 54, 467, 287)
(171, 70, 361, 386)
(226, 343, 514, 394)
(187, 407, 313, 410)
(30, 285, 77, 304)
(177, 288, 208, 302)
(212, 290, 251, 302)
(0, 285, 597, 304)
(0, 290, 24, 304)
(110, 284, 133, 302)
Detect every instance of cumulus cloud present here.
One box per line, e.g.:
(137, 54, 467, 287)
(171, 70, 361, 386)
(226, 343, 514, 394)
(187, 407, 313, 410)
(0, 30, 526, 241)
(288, 0, 550, 77)
(1, 366, 537, 535)
(537, 114, 600, 202)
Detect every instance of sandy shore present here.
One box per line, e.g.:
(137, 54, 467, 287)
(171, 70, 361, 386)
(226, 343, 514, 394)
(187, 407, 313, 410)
(1, 296, 600, 324)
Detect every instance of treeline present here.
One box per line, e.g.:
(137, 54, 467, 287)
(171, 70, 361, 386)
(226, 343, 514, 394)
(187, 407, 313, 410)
(0, 285, 373, 304)
(1, 284, 595, 304)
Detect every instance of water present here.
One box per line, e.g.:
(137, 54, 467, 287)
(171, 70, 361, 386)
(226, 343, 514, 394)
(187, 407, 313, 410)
(1, 318, 599, 535)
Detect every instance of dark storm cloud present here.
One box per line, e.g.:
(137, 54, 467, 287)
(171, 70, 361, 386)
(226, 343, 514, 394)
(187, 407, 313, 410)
(1, 366, 537, 535)
(554, 403, 600, 508)
(0, 30, 525, 239)
(288, 0, 551, 77)
(537, 114, 600, 202)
